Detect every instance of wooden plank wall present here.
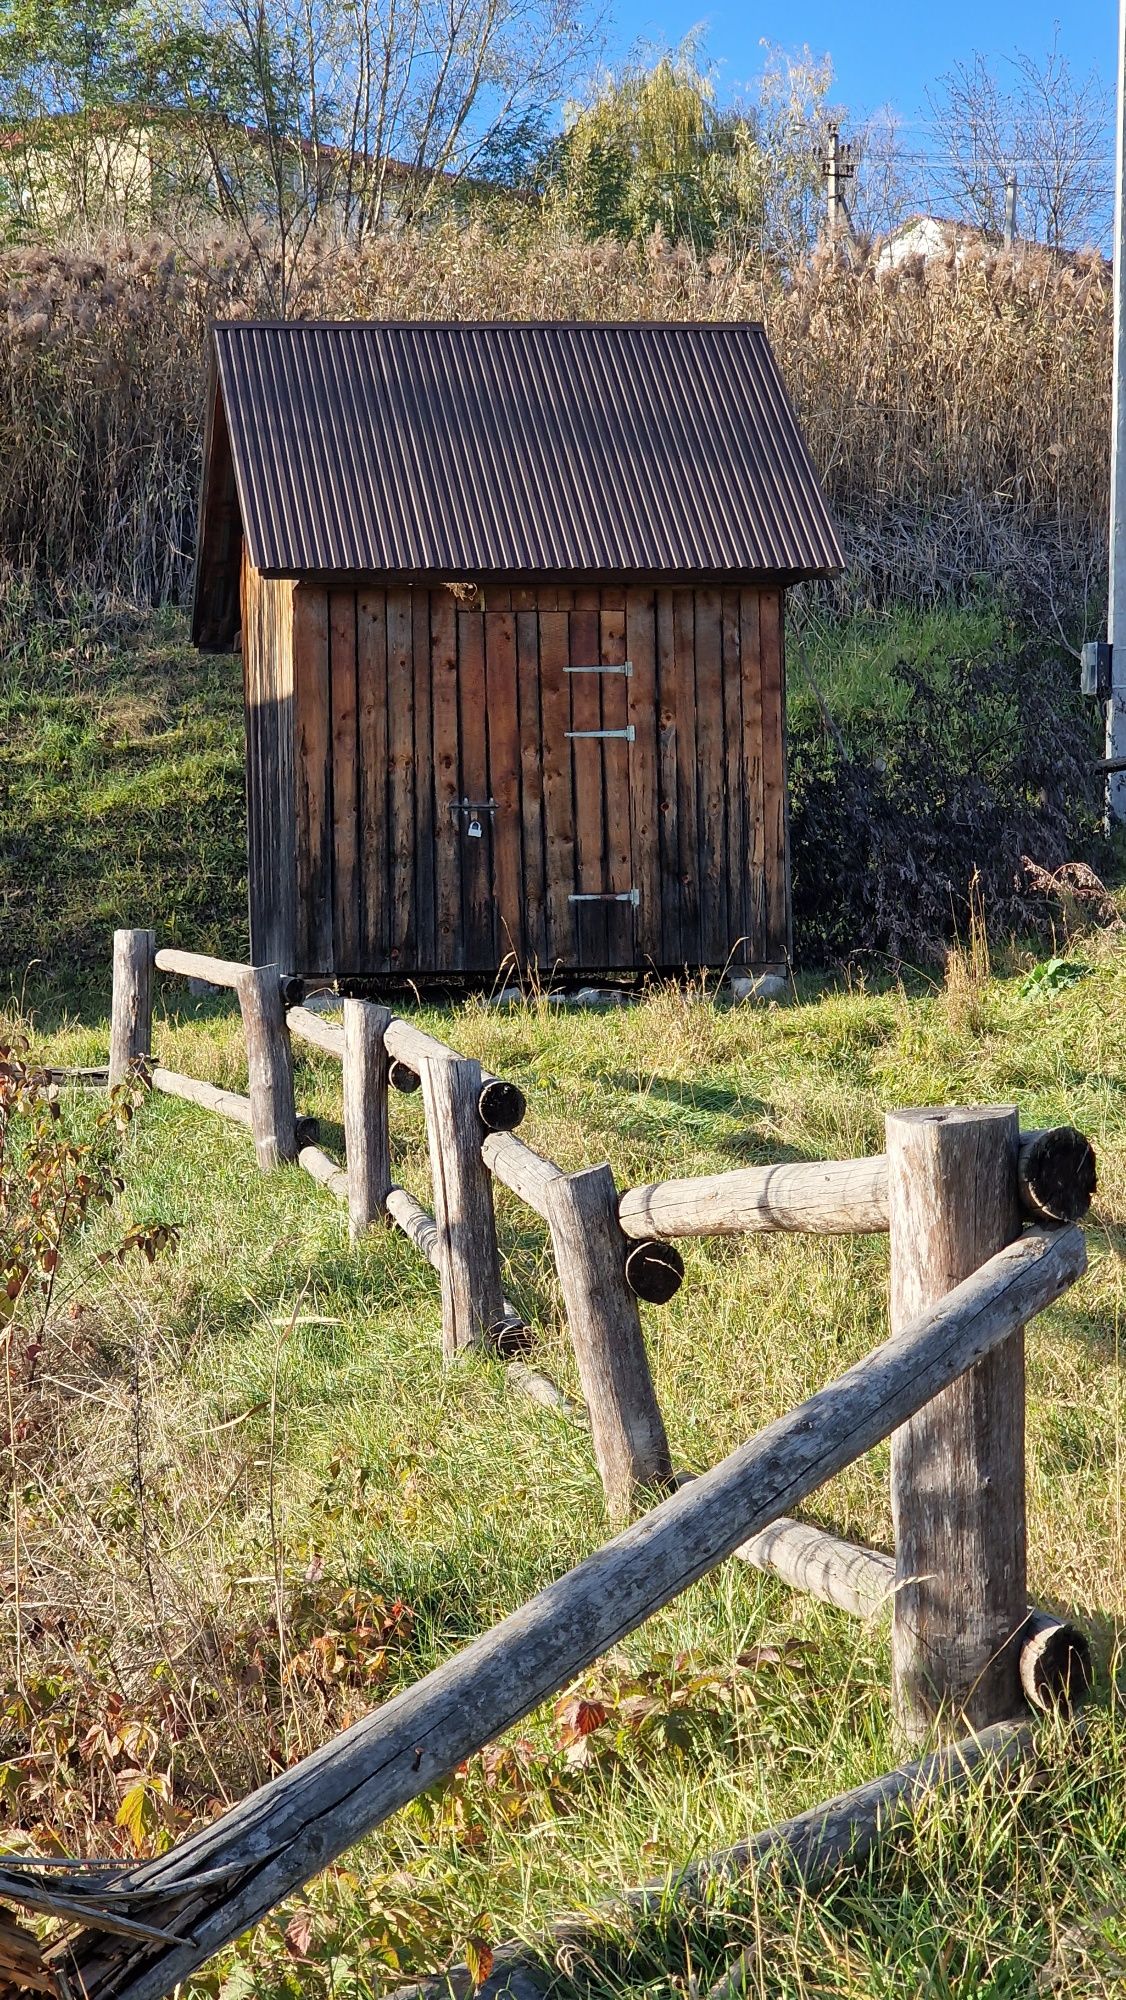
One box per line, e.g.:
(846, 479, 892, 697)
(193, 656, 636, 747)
(270, 580, 789, 978)
(241, 556, 297, 969)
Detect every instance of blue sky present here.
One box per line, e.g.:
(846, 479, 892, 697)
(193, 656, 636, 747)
(604, 0, 1113, 145)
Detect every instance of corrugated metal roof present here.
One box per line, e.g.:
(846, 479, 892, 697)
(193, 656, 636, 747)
(203, 319, 843, 584)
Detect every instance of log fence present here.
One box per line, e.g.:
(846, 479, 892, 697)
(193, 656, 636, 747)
(53, 924, 1100, 2000)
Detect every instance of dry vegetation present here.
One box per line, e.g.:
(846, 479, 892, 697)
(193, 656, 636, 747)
(0, 225, 1111, 614)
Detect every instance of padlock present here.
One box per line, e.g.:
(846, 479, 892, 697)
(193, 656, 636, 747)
(467, 814, 483, 839)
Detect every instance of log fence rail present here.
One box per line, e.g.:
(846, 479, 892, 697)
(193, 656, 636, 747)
(73, 924, 1102, 2000)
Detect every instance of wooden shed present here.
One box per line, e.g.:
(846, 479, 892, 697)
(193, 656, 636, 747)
(192, 320, 842, 983)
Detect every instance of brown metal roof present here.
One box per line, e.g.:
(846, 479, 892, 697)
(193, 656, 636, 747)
(194, 319, 842, 635)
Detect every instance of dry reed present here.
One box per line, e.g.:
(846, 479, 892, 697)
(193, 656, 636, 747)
(0, 223, 1112, 610)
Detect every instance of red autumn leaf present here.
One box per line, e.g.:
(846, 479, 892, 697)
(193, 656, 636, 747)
(284, 1910, 315, 1959)
(555, 1696, 608, 1745)
(465, 1936, 494, 1987)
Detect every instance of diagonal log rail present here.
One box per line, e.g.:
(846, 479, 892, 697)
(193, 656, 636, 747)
(617, 1127, 1096, 1240)
(53, 1222, 1085, 2000)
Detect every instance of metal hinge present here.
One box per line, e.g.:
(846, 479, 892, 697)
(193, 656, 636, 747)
(565, 725, 635, 742)
(565, 661, 633, 676)
(569, 889, 640, 906)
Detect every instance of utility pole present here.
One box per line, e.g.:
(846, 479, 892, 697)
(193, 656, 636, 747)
(821, 124, 855, 242)
(1004, 170, 1018, 250)
(1107, 0, 1126, 819)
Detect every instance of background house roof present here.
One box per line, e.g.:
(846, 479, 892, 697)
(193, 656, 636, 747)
(194, 319, 842, 636)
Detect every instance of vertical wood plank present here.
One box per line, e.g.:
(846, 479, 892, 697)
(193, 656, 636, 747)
(516, 608, 547, 972)
(457, 609, 495, 972)
(887, 1106, 1026, 1738)
(760, 588, 789, 968)
(673, 590, 699, 967)
(293, 586, 334, 976)
(545, 1164, 673, 1524)
(237, 965, 298, 1170)
(413, 589, 436, 973)
(721, 589, 748, 968)
(386, 587, 415, 974)
(240, 549, 264, 962)
(485, 611, 524, 971)
(694, 586, 726, 966)
(109, 929, 155, 1085)
(740, 589, 766, 963)
(419, 1053, 507, 1357)
(329, 589, 359, 976)
(357, 588, 389, 974)
(569, 600, 606, 969)
(626, 589, 659, 968)
(430, 590, 462, 974)
(655, 588, 680, 970)
(343, 999, 392, 1238)
(539, 609, 576, 968)
(600, 597, 634, 970)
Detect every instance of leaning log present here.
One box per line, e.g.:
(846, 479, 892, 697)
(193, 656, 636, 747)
(58, 1222, 1085, 2000)
(738, 1517, 1091, 1709)
(618, 1156, 890, 1240)
(384, 1022, 527, 1132)
(386, 1720, 1038, 2000)
(151, 1069, 254, 1130)
(618, 1128, 1096, 1241)
(150, 1071, 316, 1148)
(290, 1012, 527, 1134)
(298, 1145, 349, 1202)
(153, 948, 250, 992)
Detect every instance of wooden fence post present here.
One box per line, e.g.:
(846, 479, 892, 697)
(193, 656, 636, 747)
(886, 1105, 1025, 1739)
(343, 1000, 392, 1239)
(109, 929, 155, 1086)
(419, 1053, 507, 1358)
(236, 966, 298, 1170)
(544, 1163, 673, 1523)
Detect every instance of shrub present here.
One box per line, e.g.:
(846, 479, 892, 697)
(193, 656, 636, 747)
(788, 641, 1106, 966)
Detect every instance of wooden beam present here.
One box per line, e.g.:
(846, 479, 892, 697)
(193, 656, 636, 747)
(61, 1223, 1084, 2000)
(236, 968, 298, 1171)
(290, 1010, 526, 1134)
(545, 1163, 673, 1521)
(418, 1054, 508, 1358)
(153, 948, 250, 991)
(342, 1000, 392, 1237)
(737, 1516, 1092, 1709)
(618, 1129, 1097, 1241)
(387, 1721, 1039, 2000)
(109, 931, 155, 1087)
(298, 1145, 349, 1201)
(888, 1105, 1025, 1737)
(480, 1130, 562, 1217)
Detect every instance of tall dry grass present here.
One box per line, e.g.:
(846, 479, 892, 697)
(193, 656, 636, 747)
(0, 223, 1112, 610)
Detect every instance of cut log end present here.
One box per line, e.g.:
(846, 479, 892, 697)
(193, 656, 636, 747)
(1019, 1612, 1093, 1713)
(477, 1078, 528, 1133)
(295, 1115, 320, 1149)
(1018, 1127, 1097, 1226)
(389, 1059, 422, 1095)
(624, 1239, 685, 1305)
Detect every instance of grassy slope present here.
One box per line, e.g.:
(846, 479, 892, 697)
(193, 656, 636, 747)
(2, 602, 1124, 1996)
(1, 596, 1015, 1011)
(10, 951, 1126, 2000)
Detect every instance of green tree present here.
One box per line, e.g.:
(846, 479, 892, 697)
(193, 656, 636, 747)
(547, 43, 765, 254)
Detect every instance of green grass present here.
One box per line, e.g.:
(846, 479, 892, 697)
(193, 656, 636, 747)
(3, 592, 1125, 1996)
(4, 940, 1124, 2000)
(787, 601, 1011, 738)
(0, 590, 246, 1007)
(0, 591, 1020, 1016)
